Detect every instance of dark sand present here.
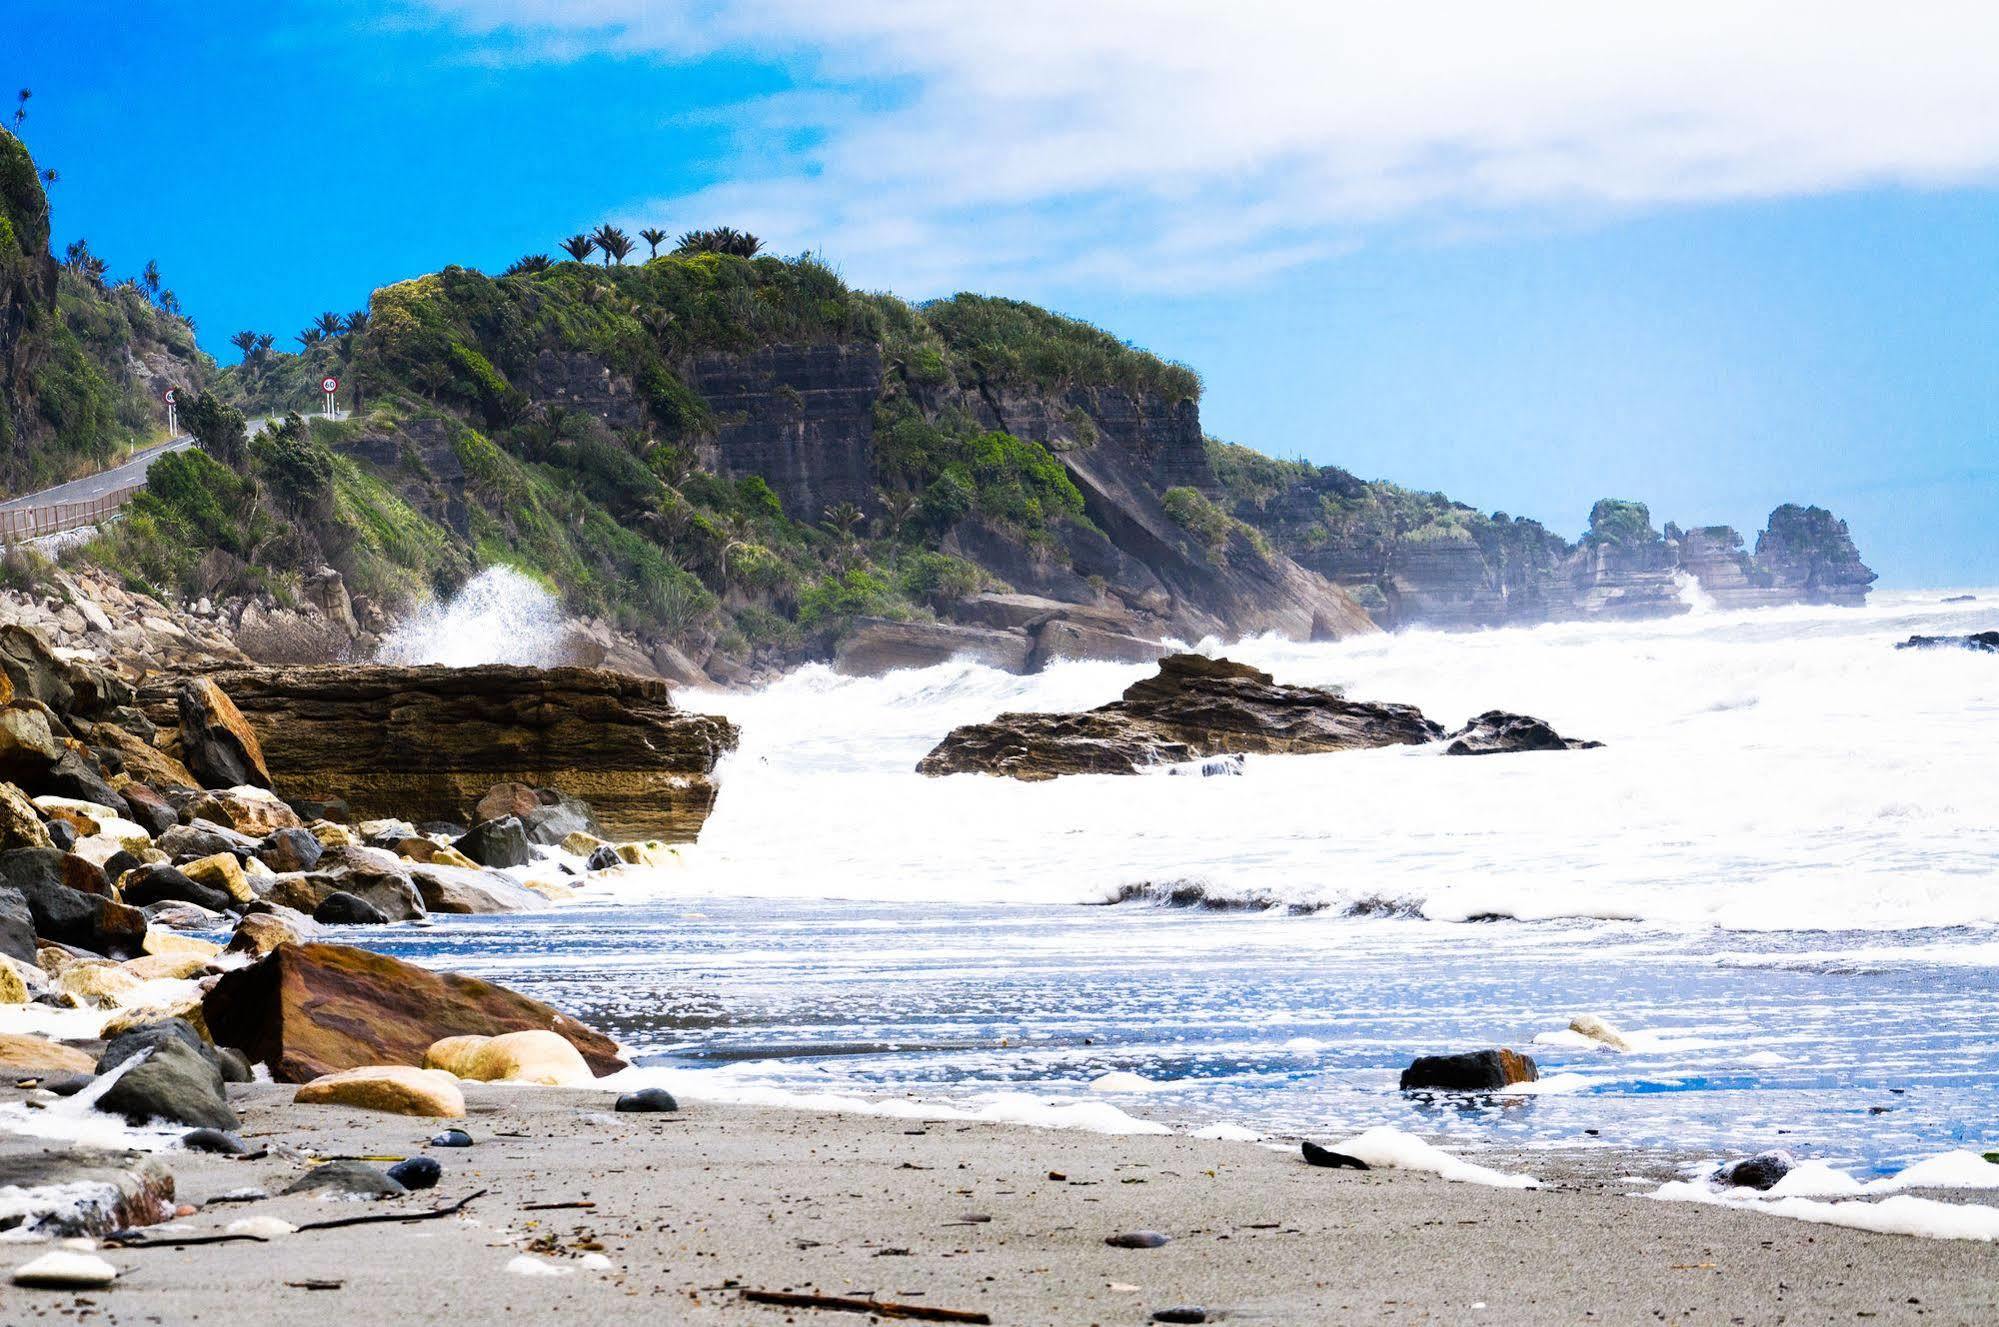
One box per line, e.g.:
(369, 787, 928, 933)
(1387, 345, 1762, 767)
(7, 1083, 1998, 1325)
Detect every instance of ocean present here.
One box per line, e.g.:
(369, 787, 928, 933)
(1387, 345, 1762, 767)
(369, 588, 1999, 1175)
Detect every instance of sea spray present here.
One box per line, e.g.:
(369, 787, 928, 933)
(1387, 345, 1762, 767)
(377, 566, 570, 667)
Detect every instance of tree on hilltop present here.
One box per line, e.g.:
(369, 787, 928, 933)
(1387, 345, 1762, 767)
(592, 224, 634, 265)
(559, 234, 596, 262)
(12, 89, 26, 128)
(676, 226, 762, 258)
(638, 227, 667, 258)
(504, 253, 551, 276)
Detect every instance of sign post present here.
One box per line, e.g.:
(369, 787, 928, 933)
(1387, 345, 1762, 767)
(163, 387, 177, 438)
(321, 376, 339, 419)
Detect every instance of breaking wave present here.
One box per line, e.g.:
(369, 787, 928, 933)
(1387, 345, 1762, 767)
(376, 566, 571, 667)
(669, 588, 1999, 933)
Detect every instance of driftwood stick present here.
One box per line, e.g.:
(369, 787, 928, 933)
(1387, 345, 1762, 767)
(293, 1188, 487, 1232)
(520, 1200, 596, 1212)
(740, 1288, 992, 1323)
(115, 1189, 488, 1248)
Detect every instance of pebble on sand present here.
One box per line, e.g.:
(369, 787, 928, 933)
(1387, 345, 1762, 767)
(430, 1128, 474, 1147)
(388, 1156, 442, 1190)
(1106, 1230, 1172, 1248)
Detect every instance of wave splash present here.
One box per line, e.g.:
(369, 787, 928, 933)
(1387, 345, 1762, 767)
(376, 567, 571, 668)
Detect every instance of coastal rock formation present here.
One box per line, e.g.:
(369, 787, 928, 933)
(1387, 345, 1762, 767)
(1444, 712, 1602, 756)
(917, 653, 1442, 780)
(1225, 454, 1878, 630)
(202, 941, 626, 1082)
(1399, 1049, 1539, 1091)
(1897, 631, 1999, 653)
(141, 664, 737, 842)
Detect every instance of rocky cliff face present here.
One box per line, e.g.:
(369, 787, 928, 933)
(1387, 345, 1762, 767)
(688, 341, 883, 519)
(1230, 457, 1876, 630)
(138, 665, 737, 842)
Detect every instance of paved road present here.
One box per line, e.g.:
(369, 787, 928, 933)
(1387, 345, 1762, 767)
(0, 411, 342, 514)
(0, 436, 193, 512)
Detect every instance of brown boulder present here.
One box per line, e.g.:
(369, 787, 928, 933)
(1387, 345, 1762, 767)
(141, 664, 736, 842)
(186, 786, 301, 836)
(917, 653, 1444, 780)
(174, 678, 271, 790)
(0, 1032, 96, 1075)
(204, 942, 624, 1082)
(0, 781, 52, 851)
(89, 723, 198, 793)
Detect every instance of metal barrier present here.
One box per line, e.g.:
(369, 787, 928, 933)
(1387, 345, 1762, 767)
(0, 484, 143, 544)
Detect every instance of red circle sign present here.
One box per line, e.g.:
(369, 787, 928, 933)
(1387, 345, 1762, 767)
(321, 376, 339, 393)
(162, 388, 176, 404)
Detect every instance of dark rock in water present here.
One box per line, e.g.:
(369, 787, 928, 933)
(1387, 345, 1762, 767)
(96, 1037, 240, 1131)
(267, 844, 425, 922)
(37, 1072, 93, 1096)
(1151, 1309, 1209, 1325)
(615, 1087, 679, 1113)
(120, 864, 234, 914)
(1106, 1230, 1172, 1248)
(1896, 631, 1999, 654)
(919, 653, 1444, 780)
(257, 827, 323, 874)
(417, 820, 467, 839)
(0, 848, 147, 957)
(455, 816, 533, 869)
(44, 818, 77, 853)
(282, 1160, 405, 1198)
(386, 1156, 441, 1190)
(1302, 1140, 1370, 1170)
(1444, 711, 1602, 756)
(1715, 1149, 1794, 1190)
(585, 845, 620, 872)
(1942, 595, 1977, 603)
(1167, 754, 1245, 777)
(142, 900, 229, 931)
(313, 890, 390, 925)
(1399, 1048, 1538, 1092)
(429, 1128, 473, 1148)
(179, 1128, 247, 1155)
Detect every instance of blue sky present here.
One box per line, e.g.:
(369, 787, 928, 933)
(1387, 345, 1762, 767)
(12, 1, 1998, 585)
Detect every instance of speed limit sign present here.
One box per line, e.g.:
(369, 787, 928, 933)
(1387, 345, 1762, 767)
(321, 376, 339, 394)
(162, 387, 176, 404)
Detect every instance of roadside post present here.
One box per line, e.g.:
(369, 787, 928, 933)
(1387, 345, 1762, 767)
(322, 376, 339, 418)
(163, 386, 177, 436)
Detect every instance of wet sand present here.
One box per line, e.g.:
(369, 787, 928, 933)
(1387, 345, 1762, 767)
(6, 1083, 1997, 1325)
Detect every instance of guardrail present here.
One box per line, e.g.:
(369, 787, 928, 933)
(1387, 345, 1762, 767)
(0, 484, 143, 544)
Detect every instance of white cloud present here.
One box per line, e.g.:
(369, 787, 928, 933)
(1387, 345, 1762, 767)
(416, 1, 1999, 294)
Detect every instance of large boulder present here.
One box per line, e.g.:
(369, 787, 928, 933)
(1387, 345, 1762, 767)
(1897, 631, 1999, 654)
(0, 1032, 95, 1074)
(454, 817, 532, 868)
(0, 849, 146, 957)
(406, 861, 542, 914)
(0, 781, 52, 851)
(173, 678, 272, 790)
(140, 664, 736, 843)
(1399, 1048, 1539, 1092)
(95, 1035, 239, 1131)
(260, 844, 424, 922)
(0, 704, 64, 782)
(157, 819, 259, 861)
(918, 653, 1444, 780)
(256, 827, 323, 873)
(474, 783, 598, 847)
(119, 864, 236, 915)
(424, 1029, 592, 1086)
(185, 786, 301, 836)
(294, 1066, 465, 1119)
(1443, 712, 1602, 756)
(202, 942, 626, 1082)
(0, 887, 34, 963)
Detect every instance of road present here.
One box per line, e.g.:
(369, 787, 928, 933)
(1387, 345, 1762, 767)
(0, 411, 340, 515)
(0, 436, 192, 512)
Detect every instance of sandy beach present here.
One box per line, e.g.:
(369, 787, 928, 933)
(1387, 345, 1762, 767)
(7, 1082, 1996, 1326)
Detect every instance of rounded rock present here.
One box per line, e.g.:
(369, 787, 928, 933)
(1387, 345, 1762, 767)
(1105, 1230, 1172, 1249)
(613, 1087, 679, 1114)
(429, 1127, 474, 1148)
(386, 1156, 441, 1190)
(180, 1127, 247, 1155)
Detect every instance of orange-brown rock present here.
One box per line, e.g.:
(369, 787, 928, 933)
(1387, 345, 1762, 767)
(142, 665, 736, 842)
(173, 678, 271, 790)
(201, 941, 625, 1082)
